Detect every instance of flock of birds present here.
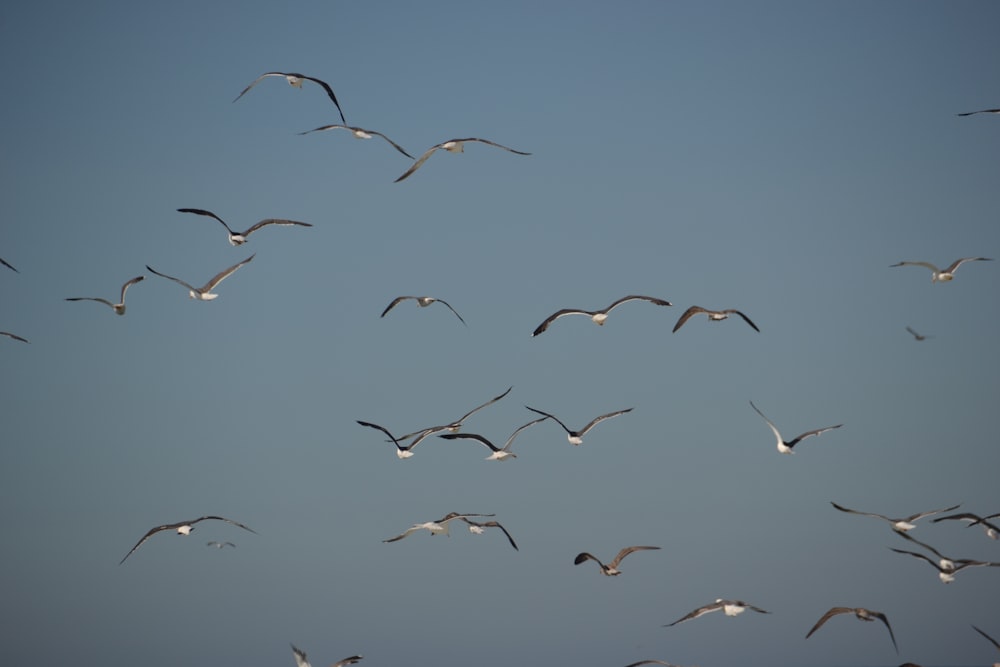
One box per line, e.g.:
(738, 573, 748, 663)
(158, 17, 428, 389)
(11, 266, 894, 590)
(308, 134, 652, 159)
(2, 68, 999, 667)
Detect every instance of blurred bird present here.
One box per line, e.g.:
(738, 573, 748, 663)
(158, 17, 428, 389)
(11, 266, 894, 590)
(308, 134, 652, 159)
(805, 607, 897, 654)
(290, 643, 362, 667)
(146, 255, 254, 301)
(665, 599, 771, 626)
(574, 545, 660, 576)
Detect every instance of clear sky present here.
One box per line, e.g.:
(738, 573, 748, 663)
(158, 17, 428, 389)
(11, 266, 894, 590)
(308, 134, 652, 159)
(1, 2, 998, 666)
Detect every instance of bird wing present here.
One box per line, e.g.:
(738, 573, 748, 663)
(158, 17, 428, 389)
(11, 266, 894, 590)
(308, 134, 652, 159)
(290, 643, 312, 667)
(726, 309, 760, 332)
(383, 524, 425, 543)
(608, 545, 660, 568)
(463, 518, 518, 551)
(459, 137, 532, 155)
(665, 601, 723, 627)
(300, 124, 413, 158)
(890, 260, 939, 272)
(573, 552, 605, 569)
(0, 331, 29, 343)
(502, 416, 549, 451)
(380, 296, 414, 318)
(945, 256, 993, 273)
(454, 386, 512, 423)
(240, 218, 313, 238)
(671, 306, 706, 333)
(65, 297, 115, 309)
(119, 275, 144, 303)
(829, 502, 892, 522)
(438, 432, 501, 453)
(623, 661, 677, 667)
(362, 130, 413, 158)
(0, 256, 18, 272)
(393, 144, 444, 182)
(332, 656, 364, 667)
(604, 294, 673, 313)
(805, 607, 853, 639)
(904, 504, 961, 522)
(749, 401, 783, 448)
(232, 72, 287, 103)
(432, 298, 467, 325)
(957, 109, 1000, 116)
(524, 406, 573, 435)
(889, 547, 943, 571)
(532, 309, 593, 336)
(578, 408, 633, 435)
(300, 75, 346, 123)
(119, 522, 183, 565)
(192, 515, 257, 535)
(356, 420, 403, 447)
(870, 611, 898, 653)
(200, 254, 255, 291)
(787, 424, 843, 448)
(146, 265, 199, 294)
(176, 208, 236, 235)
(972, 624, 1000, 651)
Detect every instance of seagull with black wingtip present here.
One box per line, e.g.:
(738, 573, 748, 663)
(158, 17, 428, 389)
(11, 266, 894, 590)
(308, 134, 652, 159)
(665, 599, 771, 626)
(749, 401, 842, 454)
(177, 208, 312, 247)
(65, 275, 144, 316)
(525, 405, 632, 445)
(806, 607, 898, 654)
(233, 71, 346, 123)
(532, 295, 672, 336)
(394, 137, 530, 183)
(672, 306, 759, 333)
(381, 295, 466, 325)
(119, 515, 257, 564)
(574, 545, 660, 576)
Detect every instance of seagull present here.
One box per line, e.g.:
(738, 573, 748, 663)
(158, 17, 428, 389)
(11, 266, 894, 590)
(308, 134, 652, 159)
(890, 257, 993, 282)
(749, 401, 842, 454)
(972, 625, 1000, 652)
(437, 416, 548, 461)
(672, 306, 759, 333)
(146, 254, 254, 301)
(233, 71, 346, 123)
(65, 275, 144, 315)
(525, 406, 632, 445)
(380, 295, 466, 325)
(356, 420, 437, 459)
(957, 108, 1000, 116)
(1, 331, 29, 343)
(531, 295, 673, 336)
(830, 501, 961, 533)
(932, 512, 1000, 540)
(119, 515, 257, 564)
(805, 607, 898, 654)
(574, 545, 660, 576)
(623, 662, 681, 667)
(298, 124, 414, 159)
(905, 326, 930, 341)
(664, 599, 771, 626)
(383, 512, 495, 543)
(177, 208, 312, 246)
(0, 256, 16, 273)
(392, 386, 514, 444)
(291, 643, 362, 667)
(206, 541, 236, 549)
(394, 137, 530, 183)
(889, 532, 1000, 583)
(459, 517, 519, 551)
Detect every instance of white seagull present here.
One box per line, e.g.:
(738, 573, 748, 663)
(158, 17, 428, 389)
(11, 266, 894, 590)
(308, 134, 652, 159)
(672, 306, 759, 333)
(749, 401, 842, 454)
(437, 415, 548, 461)
(459, 517, 519, 551)
(957, 108, 1000, 116)
(532, 295, 673, 336)
(177, 208, 312, 246)
(383, 512, 495, 543)
(119, 515, 257, 564)
(890, 257, 993, 282)
(356, 420, 440, 459)
(65, 275, 144, 316)
(525, 405, 632, 445)
(394, 137, 530, 183)
(1, 331, 29, 343)
(574, 545, 660, 576)
(0, 256, 17, 273)
(206, 541, 236, 549)
(830, 501, 961, 533)
(890, 532, 1000, 583)
(665, 599, 771, 627)
(298, 124, 414, 159)
(291, 643, 362, 667)
(932, 512, 1000, 540)
(381, 295, 466, 325)
(805, 607, 898, 654)
(146, 254, 254, 301)
(234, 71, 346, 123)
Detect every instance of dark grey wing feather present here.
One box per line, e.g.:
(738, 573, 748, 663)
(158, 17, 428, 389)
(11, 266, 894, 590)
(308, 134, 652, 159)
(146, 265, 199, 293)
(240, 218, 313, 238)
(177, 208, 236, 235)
(301, 75, 346, 123)
(578, 408, 633, 435)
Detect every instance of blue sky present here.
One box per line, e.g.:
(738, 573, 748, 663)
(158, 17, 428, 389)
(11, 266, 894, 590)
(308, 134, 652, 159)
(1, 2, 999, 666)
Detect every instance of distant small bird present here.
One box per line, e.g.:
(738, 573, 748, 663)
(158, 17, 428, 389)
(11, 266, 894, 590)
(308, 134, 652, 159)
(459, 517, 519, 551)
(233, 71, 346, 123)
(119, 516, 257, 564)
(532, 295, 673, 336)
(0, 256, 16, 273)
(665, 599, 771, 627)
(574, 545, 660, 576)
(905, 326, 930, 341)
(805, 607, 898, 654)
(525, 406, 632, 445)
(394, 137, 530, 183)
(623, 661, 680, 667)
(830, 501, 961, 533)
(65, 275, 144, 316)
(177, 208, 312, 246)
(290, 643, 362, 667)
(298, 124, 414, 159)
(206, 541, 236, 549)
(749, 401, 842, 454)
(383, 512, 495, 543)
(672, 306, 759, 333)
(1, 331, 29, 343)
(380, 295, 466, 325)
(957, 108, 1000, 117)
(437, 415, 548, 461)
(932, 512, 1000, 540)
(890, 257, 993, 282)
(146, 255, 255, 301)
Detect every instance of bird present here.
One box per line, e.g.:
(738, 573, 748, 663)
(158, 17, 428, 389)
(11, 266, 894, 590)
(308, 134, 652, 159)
(748, 401, 842, 454)
(394, 387, 514, 443)
(0, 256, 16, 272)
(932, 512, 1000, 539)
(830, 501, 961, 533)
(957, 108, 1000, 116)
(437, 416, 548, 461)
(290, 643, 362, 667)
(905, 326, 930, 341)
(574, 545, 660, 576)
(889, 532, 1000, 583)
(805, 607, 898, 654)
(65, 275, 144, 316)
(525, 406, 632, 445)
(1, 331, 29, 343)
(356, 420, 436, 459)
(298, 124, 414, 159)
(394, 137, 530, 182)
(383, 512, 495, 543)
(972, 624, 1000, 652)
(176, 208, 312, 246)
(146, 254, 254, 301)
(206, 541, 236, 549)
(233, 71, 346, 123)
(459, 517, 519, 551)
(664, 599, 771, 626)
(622, 662, 680, 667)
(531, 295, 673, 336)
(380, 295, 466, 325)
(119, 515, 257, 564)
(890, 257, 993, 282)
(672, 306, 759, 333)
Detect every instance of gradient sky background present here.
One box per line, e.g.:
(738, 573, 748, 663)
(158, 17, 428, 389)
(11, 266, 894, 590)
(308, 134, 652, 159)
(1, 2, 999, 666)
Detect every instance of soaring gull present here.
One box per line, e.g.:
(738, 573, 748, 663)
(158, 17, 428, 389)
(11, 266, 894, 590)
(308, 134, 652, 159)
(574, 545, 660, 576)
(233, 71, 346, 123)
(830, 501, 961, 533)
(177, 208, 312, 246)
(356, 420, 438, 459)
(290, 643, 362, 667)
(532, 295, 673, 336)
(805, 607, 898, 654)
(665, 599, 771, 627)
(438, 415, 549, 461)
(298, 124, 414, 159)
(381, 295, 466, 325)
(889, 532, 1000, 583)
(890, 257, 992, 282)
(146, 254, 254, 301)
(932, 512, 1000, 540)
(119, 515, 257, 564)
(749, 401, 842, 454)
(65, 275, 144, 316)
(206, 541, 236, 549)
(672, 306, 759, 333)
(525, 406, 632, 445)
(394, 137, 530, 183)
(1, 331, 29, 343)
(383, 512, 495, 543)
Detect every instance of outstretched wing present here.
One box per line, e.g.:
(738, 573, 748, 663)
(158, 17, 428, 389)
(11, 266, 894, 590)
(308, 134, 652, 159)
(454, 386, 512, 423)
(0, 256, 17, 272)
(671, 306, 707, 333)
(177, 208, 236, 235)
(65, 296, 115, 309)
(945, 256, 993, 273)
(460, 137, 532, 155)
(664, 601, 723, 627)
(380, 296, 414, 318)
(726, 309, 760, 332)
(604, 294, 673, 313)
(299, 124, 413, 159)
(433, 298, 466, 325)
(393, 144, 444, 183)
(608, 545, 660, 568)
(201, 255, 255, 291)
(119, 275, 145, 302)
(787, 423, 842, 448)
(240, 218, 313, 239)
(532, 308, 593, 336)
(805, 607, 852, 639)
(524, 406, 573, 435)
(573, 552, 605, 569)
(0, 331, 29, 343)
(300, 75, 346, 124)
(146, 264, 199, 294)
(829, 502, 892, 522)
(578, 408, 633, 435)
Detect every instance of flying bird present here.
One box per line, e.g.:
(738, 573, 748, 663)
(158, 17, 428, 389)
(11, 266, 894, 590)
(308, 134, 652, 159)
(438, 416, 549, 461)
(394, 137, 530, 183)
(290, 643, 362, 667)
(0, 256, 16, 273)
(206, 541, 236, 549)
(574, 545, 660, 576)
(298, 124, 414, 159)
(459, 517, 519, 551)
(749, 401, 842, 454)
(383, 512, 495, 543)
(672, 306, 759, 333)
(531, 295, 673, 336)
(889, 532, 1000, 583)
(805, 607, 898, 654)
(1, 331, 29, 343)
(905, 326, 930, 341)
(146, 254, 255, 301)
(890, 257, 993, 282)
(957, 108, 1000, 116)
(177, 208, 312, 246)
(395, 386, 513, 442)
(525, 406, 632, 445)
(356, 420, 437, 459)
(233, 71, 346, 123)
(119, 515, 257, 564)
(380, 295, 466, 325)
(932, 512, 1000, 540)
(830, 501, 961, 533)
(65, 275, 144, 316)
(665, 599, 771, 627)
(623, 662, 680, 667)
